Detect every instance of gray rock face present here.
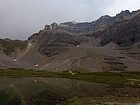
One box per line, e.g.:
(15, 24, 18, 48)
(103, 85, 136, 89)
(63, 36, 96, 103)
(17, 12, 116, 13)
(51, 22, 58, 30)
(29, 30, 88, 56)
(1, 9, 140, 71)
(28, 10, 140, 56)
(100, 13, 140, 47)
(116, 10, 131, 18)
(42, 10, 139, 35)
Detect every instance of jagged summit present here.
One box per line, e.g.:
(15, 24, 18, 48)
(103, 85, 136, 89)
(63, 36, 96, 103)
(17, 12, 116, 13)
(116, 10, 131, 17)
(1, 9, 140, 72)
(98, 15, 111, 20)
(28, 9, 140, 53)
(41, 10, 140, 34)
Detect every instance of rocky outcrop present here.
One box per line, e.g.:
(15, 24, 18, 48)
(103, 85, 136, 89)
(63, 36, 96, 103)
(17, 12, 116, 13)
(1, 9, 140, 71)
(28, 9, 140, 57)
(100, 13, 140, 47)
(29, 30, 89, 56)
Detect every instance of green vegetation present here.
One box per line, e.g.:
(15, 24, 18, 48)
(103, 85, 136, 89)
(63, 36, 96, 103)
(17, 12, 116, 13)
(0, 90, 21, 105)
(0, 68, 140, 105)
(64, 96, 140, 105)
(0, 68, 140, 87)
(0, 38, 27, 55)
(66, 97, 93, 105)
(26, 90, 66, 105)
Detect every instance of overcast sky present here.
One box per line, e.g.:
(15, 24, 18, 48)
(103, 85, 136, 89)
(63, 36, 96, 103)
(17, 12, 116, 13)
(0, 0, 139, 40)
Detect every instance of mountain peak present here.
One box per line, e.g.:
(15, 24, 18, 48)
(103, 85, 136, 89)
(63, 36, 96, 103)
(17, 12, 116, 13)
(1, 9, 140, 71)
(99, 15, 111, 20)
(116, 10, 131, 17)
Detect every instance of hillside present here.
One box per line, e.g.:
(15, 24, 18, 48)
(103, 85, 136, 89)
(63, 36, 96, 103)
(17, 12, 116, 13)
(0, 39, 33, 68)
(0, 9, 140, 72)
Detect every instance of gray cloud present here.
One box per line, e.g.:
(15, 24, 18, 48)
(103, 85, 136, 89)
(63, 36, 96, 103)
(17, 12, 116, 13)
(0, 0, 139, 40)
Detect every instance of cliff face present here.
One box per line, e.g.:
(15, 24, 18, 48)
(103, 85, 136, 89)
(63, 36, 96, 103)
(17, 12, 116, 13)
(28, 10, 140, 56)
(1, 10, 140, 71)
(100, 13, 140, 47)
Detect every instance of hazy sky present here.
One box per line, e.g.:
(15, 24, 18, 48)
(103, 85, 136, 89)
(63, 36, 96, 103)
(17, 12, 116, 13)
(0, 0, 139, 40)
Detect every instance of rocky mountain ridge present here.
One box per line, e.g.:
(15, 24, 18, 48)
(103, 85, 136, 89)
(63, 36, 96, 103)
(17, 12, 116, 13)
(33, 10, 140, 34)
(0, 9, 140, 72)
(28, 10, 140, 56)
